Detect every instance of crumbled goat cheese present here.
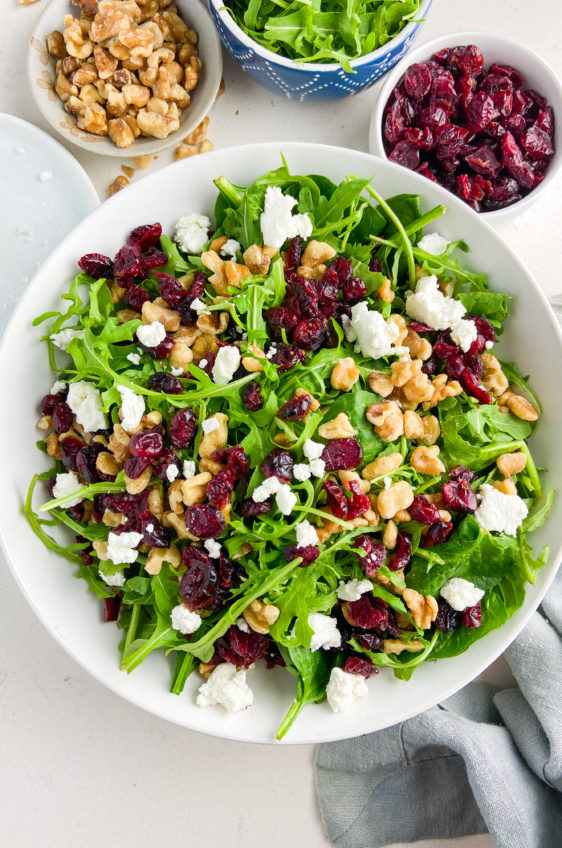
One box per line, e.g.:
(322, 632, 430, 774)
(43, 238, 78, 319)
(266, 345, 278, 359)
(303, 439, 325, 461)
(252, 476, 281, 503)
(485, 340, 494, 350)
(260, 186, 312, 248)
(171, 604, 202, 635)
(100, 570, 126, 587)
(145, 524, 154, 533)
(170, 365, 184, 376)
(126, 352, 141, 365)
(105, 531, 143, 565)
(166, 464, 179, 483)
(50, 380, 66, 395)
(309, 613, 342, 652)
(136, 320, 166, 348)
(52, 472, 83, 507)
(293, 463, 312, 482)
(275, 484, 297, 516)
(384, 476, 392, 489)
(117, 384, 144, 432)
(50, 328, 84, 350)
(202, 416, 220, 434)
(220, 238, 241, 259)
(204, 539, 222, 558)
(450, 319, 478, 352)
(309, 458, 326, 478)
(39, 170, 53, 182)
(405, 275, 476, 352)
(474, 483, 528, 536)
(326, 667, 368, 713)
(345, 302, 401, 359)
(337, 579, 374, 602)
(174, 213, 210, 254)
(440, 577, 485, 611)
(183, 460, 196, 479)
(190, 297, 208, 313)
(236, 617, 250, 633)
(17, 224, 34, 236)
(197, 663, 254, 712)
(295, 520, 318, 548)
(198, 359, 208, 369)
(67, 381, 107, 432)
(418, 232, 448, 255)
(212, 345, 241, 386)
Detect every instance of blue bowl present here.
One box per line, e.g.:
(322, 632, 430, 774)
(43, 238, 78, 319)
(208, 0, 433, 101)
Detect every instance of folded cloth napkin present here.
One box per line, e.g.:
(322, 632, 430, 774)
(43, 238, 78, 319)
(315, 566, 562, 848)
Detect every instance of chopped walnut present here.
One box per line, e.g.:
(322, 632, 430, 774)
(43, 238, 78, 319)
(410, 445, 446, 476)
(362, 452, 402, 480)
(368, 371, 394, 398)
(366, 401, 404, 442)
(318, 413, 357, 440)
(497, 451, 527, 477)
(377, 481, 414, 520)
(108, 174, 129, 196)
(403, 409, 424, 440)
(500, 392, 539, 422)
(331, 357, 360, 392)
(402, 589, 438, 630)
(383, 639, 424, 655)
(377, 278, 394, 303)
(242, 599, 280, 634)
(145, 544, 181, 575)
(480, 353, 509, 398)
(391, 355, 422, 388)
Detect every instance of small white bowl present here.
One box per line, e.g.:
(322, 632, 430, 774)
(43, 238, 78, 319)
(28, 0, 223, 158)
(369, 31, 562, 222)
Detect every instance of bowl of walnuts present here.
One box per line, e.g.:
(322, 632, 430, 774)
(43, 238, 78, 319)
(28, 0, 223, 157)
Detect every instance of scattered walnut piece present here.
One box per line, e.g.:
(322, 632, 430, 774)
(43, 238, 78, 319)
(366, 401, 404, 442)
(318, 413, 357, 440)
(493, 477, 518, 496)
(108, 174, 129, 196)
(497, 451, 527, 477)
(383, 639, 424, 655)
(377, 481, 414, 520)
(243, 599, 280, 634)
(410, 445, 446, 476)
(362, 452, 402, 480)
(402, 589, 438, 630)
(331, 357, 360, 392)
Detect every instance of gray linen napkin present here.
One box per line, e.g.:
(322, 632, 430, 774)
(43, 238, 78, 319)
(315, 567, 562, 848)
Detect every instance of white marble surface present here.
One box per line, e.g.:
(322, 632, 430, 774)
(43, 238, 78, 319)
(0, 1, 560, 847)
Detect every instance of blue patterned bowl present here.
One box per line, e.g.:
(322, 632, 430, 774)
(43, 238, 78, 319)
(208, 0, 433, 101)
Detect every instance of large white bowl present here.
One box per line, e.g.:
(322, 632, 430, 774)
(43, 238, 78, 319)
(0, 143, 560, 744)
(369, 31, 562, 222)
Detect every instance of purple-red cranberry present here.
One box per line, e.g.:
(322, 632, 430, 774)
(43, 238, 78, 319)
(463, 602, 482, 628)
(390, 533, 412, 570)
(423, 520, 453, 547)
(169, 407, 197, 449)
(292, 316, 328, 351)
(410, 494, 442, 525)
(242, 380, 264, 411)
(261, 449, 294, 483)
(442, 479, 478, 512)
(185, 504, 225, 539)
(240, 499, 272, 518)
(435, 599, 461, 631)
(276, 393, 311, 421)
(284, 545, 320, 565)
(321, 438, 363, 471)
(52, 402, 73, 434)
(147, 372, 183, 394)
(154, 272, 187, 307)
(78, 253, 114, 279)
(206, 469, 235, 509)
(355, 534, 386, 576)
(344, 656, 375, 678)
(128, 222, 162, 250)
(129, 429, 164, 459)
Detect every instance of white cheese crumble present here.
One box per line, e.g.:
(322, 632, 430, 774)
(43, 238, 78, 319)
(170, 365, 184, 376)
(450, 319, 478, 352)
(293, 463, 312, 482)
(474, 483, 528, 537)
(418, 232, 448, 256)
(326, 667, 368, 713)
(204, 539, 222, 558)
(221, 238, 241, 259)
(345, 302, 401, 359)
(337, 579, 373, 602)
(116, 384, 144, 432)
(52, 472, 83, 507)
(183, 460, 196, 479)
(67, 381, 107, 432)
(485, 340, 494, 350)
(266, 345, 278, 360)
(166, 464, 179, 483)
(126, 352, 141, 365)
(275, 484, 297, 516)
(439, 577, 485, 611)
(50, 328, 84, 350)
(105, 531, 143, 565)
(303, 439, 324, 461)
(405, 275, 476, 352)
(146, 524, 154, 533)
(50, 380, 66, 395)
(383, 476, 392, 489)
(17, 224, 34, 236)
(100, 570, 126, 587)
(196, 663, 254, 712)
(251, 476, 281, 503)
(174, 213, 210, 254)
(260, 186, 313, 249)
(171, 604, 202, 635)
(308, 613, 341, 652)
(39, 170, 53, 182)
(202, 416, 220, 434)
(235, 617, 250, 633)
(309, 458, 326, 478)
(136, 320, 166, 348)
(295, 520, 318, 548)
(212, 345, 241, 386)
(190, 297, 208, 313)
(198, 359, 208, 369)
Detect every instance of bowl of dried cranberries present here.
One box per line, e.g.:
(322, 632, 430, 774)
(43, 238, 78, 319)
(369, 32, 561, 219)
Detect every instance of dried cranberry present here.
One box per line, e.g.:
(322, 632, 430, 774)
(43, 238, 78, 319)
(459, 369, 491, 404)
(285, 236, 304, 271)
(442, 479, 478, 512)
(147, 372, 183, 394)
(502, 131, 535, 189)
(217, 626, 267, 669)
(430, 76, 458, 115)
(40, 392, 63, 415)
(463, 602, 482, 628)
(207, 469, 235, 509)
(78, 253, 114, 279)
(422, 355, 440, 376)
(284, 545, 320, 565)
(240, 498, 272, 518)
(343, 276, 367, 302)
(104, 491, 149, 517)
(423, 520, 453, 547)
(124, 284, 150, 312)
(265, 305, 300, 340)
(60, 436, 83, 471)
(224, 445, 249, 479)
(390, 533, 412, 570)
(141, 516, 170, 548)
(433, 331, 461, 360)
(344, 480, 370, 520)
(128, 222, 162, 250)
(169, 407, 197, 449)
(129, 430, 164, 459)
(185, 504, 225, 539)
(404, 62, 432, 100)
(152, 446, 180, 481)
(297, 280, 320, 318)
(435, 599, 461, 631)
(75, 445, 101, 483)
(417, 105, 448, 129)
(103, 596, 122, 622)
(114, 243, 142, 283)
(433, 48, 451, 65)
(449, 466, 478, 483)
(435, 123, 470, 162)
(385, 609, 403, 638)
(277, 393, 312, 421)
(344, 656, 375, 678)
(141, 246, 167, 272)
(484, 177, 522, 210)
(521, 122, 555, 160)
(179, 558, 218, 611)
(447, 45, 484, 77)
(384, 98, 409, 145)
(355, 631, 384, 652)
(464, 144, 501, 178)
(242, 380, 264, 411)
(465, 92, 500, 134)
(268, 343, 306, 372)
(316, 271, 340, 305)
(154, 272, 187, 307)
(331, 257, 353, 289)
(261, 449, 294, 483)
(408, 321, 435, 333)
(292, 315, 328, 351)
(45, 477, 56, 498)
(323, 479, 350, 519)
(321, 438, 363, 471)
(355, 534, 386, 576)
(410, 494, 441, 525)
(404, 126, 435, 150)
(537, 106, 554, 136)
(67, 502, 84, 522)
(488, 62, 524, 89)
(124, 455, 152, 479)
(343, 596, 388, 631)
(388, 139, 420, 170)
(445, 354, 465, 381)
(52, 401, 73, 434)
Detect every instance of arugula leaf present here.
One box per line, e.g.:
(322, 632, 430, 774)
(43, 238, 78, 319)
(276, 646, 335, 740)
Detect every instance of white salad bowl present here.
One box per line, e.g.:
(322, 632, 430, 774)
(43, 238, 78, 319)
(0, 143, 560, 744)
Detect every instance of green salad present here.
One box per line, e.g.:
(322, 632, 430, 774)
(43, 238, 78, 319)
(27, 160, 553, 739)
(225, 0, 423, 70)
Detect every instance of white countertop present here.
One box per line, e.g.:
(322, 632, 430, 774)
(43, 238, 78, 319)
(0, 2, 560, 847)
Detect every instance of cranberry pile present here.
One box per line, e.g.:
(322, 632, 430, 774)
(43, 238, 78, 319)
(383, 45, 556, 211)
